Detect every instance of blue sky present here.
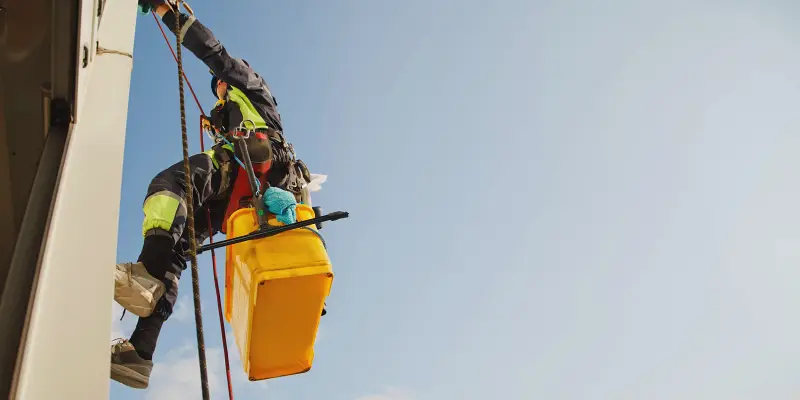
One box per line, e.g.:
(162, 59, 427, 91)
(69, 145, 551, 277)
(112, 1, 800, 399)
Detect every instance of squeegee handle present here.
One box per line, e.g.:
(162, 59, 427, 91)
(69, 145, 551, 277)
(197, 211, 349, 254)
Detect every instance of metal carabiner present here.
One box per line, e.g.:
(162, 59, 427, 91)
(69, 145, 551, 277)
(178, 0, 195, 16)
(200, 116, 225, 143)
(236, 119, 257, 139)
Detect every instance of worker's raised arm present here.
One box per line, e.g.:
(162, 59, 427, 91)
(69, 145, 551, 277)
(148, 2, 282, 130)
(156, 8, 249, 88)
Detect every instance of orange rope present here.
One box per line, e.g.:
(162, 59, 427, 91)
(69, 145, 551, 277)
(153, 11, 234, 400)
(200, 115, 235, 400)
(152, 12, 206, 117)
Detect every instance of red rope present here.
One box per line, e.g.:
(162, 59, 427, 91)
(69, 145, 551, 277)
(200, 117, 235, 400)
(153, 12, 234, 400)
(152, 12, 206, 117)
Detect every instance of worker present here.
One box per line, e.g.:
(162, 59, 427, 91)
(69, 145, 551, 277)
(110, 0, 313, 389)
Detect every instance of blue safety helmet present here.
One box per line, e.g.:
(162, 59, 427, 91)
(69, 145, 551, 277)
(210, 58, 250, 98)
(210, 75, 219, 97)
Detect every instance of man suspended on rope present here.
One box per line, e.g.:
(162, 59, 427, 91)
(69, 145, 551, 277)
(110, 0, 316, 389)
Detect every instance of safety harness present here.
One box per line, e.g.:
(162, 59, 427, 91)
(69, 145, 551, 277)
(206, 124, 312, 234)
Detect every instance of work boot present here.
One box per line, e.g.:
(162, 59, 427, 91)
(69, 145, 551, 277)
(114, 262, 165, 318)
(110, 339, 153, 389)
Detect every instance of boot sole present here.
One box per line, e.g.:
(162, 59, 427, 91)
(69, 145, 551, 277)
(110, 364, 149, 389)
(113, 265, 165, 318)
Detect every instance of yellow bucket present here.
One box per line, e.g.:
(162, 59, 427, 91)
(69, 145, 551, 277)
(224, 204, 332, 381)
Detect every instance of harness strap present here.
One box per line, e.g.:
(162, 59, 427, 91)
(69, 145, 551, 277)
(216, 146, 233, 199)
(216, 144, 232, 163)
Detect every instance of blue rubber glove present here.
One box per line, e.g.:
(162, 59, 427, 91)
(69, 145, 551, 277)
(138, 0, 156, 14)
(138, 0, 171, 15)
(264, 187, 297, 225)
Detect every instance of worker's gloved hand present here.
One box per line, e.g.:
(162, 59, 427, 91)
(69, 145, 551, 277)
(200, 116, 217, 135)
(137, 0, 160, 15)
(137, 0, 176, 15)
(264, 187, 297, 225)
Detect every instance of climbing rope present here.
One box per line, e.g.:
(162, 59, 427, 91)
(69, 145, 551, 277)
(171, 4, 210, 399)
(153, 6, 235, 399)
